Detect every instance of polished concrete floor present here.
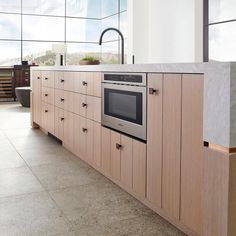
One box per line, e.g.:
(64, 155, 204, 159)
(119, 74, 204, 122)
(0, 103, 185, 236)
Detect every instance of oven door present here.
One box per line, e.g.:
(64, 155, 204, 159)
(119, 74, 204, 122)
(102, 83, 146, 140)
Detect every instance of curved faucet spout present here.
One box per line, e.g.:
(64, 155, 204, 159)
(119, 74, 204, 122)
(99, 27, 125, 64)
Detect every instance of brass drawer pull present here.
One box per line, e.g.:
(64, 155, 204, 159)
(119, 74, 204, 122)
(116, 143, 122, 150)
(149, 88, 159, 95)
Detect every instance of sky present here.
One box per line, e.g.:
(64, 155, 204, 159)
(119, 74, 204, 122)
(0, 0, 127, 65)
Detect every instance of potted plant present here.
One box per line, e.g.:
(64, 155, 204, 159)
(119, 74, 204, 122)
(79, 56, 100, 65)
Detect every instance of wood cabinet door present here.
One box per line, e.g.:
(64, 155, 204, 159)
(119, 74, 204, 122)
(86, 119, 94, 164)
(147, 73, 163, 208)
(73, 93, 81, 115)
(162, 74, 181, 219)
(74, 72, 82, 93)
(32, 71, 41, 125)
(93, 72, 101, 97)
(77, 116, 87, 160)
(47, 103, 55, 134)
(41, 102, 48, 131)
(79, 72, 87, 94)
(55, 89, 64, 109)
(79, 94, 87, 118)
(64, 91, 74, 113)
(87, 96, 101, 122)
(63, 111, 74, 152)
(133, 140, 146, 199)
(42, 87, 54, 105)
(42, 71, 54, 88)
(86, 95, 94, 121)
(64, 72, 75, 91)
(180, 74, 203, 234)
(54, 72, 64, 90)
(111, 131, 121, 181)
(121, 135, 133, 189)
(101, 127, 111, 175)
(93, 121, 101, 168)
(54, 106, 64, 140)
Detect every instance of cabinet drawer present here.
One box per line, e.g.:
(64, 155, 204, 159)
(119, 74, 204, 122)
(55, 89, 64, 109)
(42, 87, 54, 105)
(41, 71, 54, 88)
(41, 102, 54, 134)
(54, 72, 64, 90)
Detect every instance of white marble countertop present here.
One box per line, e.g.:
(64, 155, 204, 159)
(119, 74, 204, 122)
(32, 62, 236, 148)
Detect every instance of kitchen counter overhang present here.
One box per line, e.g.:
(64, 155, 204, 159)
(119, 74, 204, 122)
(32, 62, 236, 148)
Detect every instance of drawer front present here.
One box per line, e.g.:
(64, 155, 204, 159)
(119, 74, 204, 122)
(55, 89, 64, 109)
(54, 72, 64, 90)
(64, 72, 75, 91)
(86, 96, 101, 123)
(41, 71, 54, 88)
(64, 91, 74, 113)
(42, 87, 54, 105)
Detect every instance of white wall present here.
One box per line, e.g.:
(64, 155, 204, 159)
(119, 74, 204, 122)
(127, 0, 203, 64)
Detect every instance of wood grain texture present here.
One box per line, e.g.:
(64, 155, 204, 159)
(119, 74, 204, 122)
(54, 71, 64, 90)
(111, 131, 121, 181)
(54, 89, 64, 109)
(63, 111, 74, 152)
(93, 121, 101, 168)
(64, 71, 75, 91)
(54, 106, 64, 140)
(41, 71, 54, 88)
(181, 74, 204, 234)
(147, 73, 163, 208)
(162, 74, 181, 220)
(86, 119, 94, 163)
(64, 91, 74, 113)
(121, 135, 133, 189)
(133, 140, 147, 199)
(93, 72, 102, 97)
(101, 127, 111, 175)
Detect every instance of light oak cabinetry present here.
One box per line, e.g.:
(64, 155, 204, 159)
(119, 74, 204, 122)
(32, 69, 205, 236)
(147, 73, 163, 208)
(147, 73, 204, 235)
(31, 70, 41, 126)
(102, 128, 147, 199)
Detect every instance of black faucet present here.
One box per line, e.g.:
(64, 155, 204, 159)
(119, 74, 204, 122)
(99, 27, 125, 64)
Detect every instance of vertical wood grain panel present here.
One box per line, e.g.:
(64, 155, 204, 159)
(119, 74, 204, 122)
(64, 91, 74, 113)
(54, 106, 64, 140)
(181, 74, 203, 234)
(63, 111, 74, 151)
(121, 135, 133, 189)
(86, 119, 94, 163)
(93, 72, 102, 97)
(133, 140, 147, 199)
(147, 73, 163, 207)
(111, 131, 121, 181)
(32, 70, 41, 125)
(101, 127, 111, 175)
(64, 71, 75, 91)
(93, 121, 101, 168)
(162, 74, 181, 219)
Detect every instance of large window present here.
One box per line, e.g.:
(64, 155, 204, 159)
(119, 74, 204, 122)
(204, 0, 236, 61)
(0, 0, 127, 66)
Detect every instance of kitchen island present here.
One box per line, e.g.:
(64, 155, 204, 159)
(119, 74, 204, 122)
(30, 62, 236, 236)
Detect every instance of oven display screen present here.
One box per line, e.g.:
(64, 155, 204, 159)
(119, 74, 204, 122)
(104, 88, 143, 125)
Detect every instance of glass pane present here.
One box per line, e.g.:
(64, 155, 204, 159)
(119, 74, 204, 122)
(101, 40, 119, 64)
(66, 43, 101, 65)
(101, 14, 119, 41)
(22, 0, 65, 16)
(66, 0, 101, 18)
(66, 18, 101, 42)
(120, 0, 127, 11)
(120, 11, 127, 38)
(209, 22, 236, 61)
(22, 41, 57, 66)
(0, 41, 21, 66)
(0, 14, 21, 40)
(102, 0, 118, 17)
(0, 1, 21, 13)
(209, 0, 236, 23)
(22, 15, 64, 41)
